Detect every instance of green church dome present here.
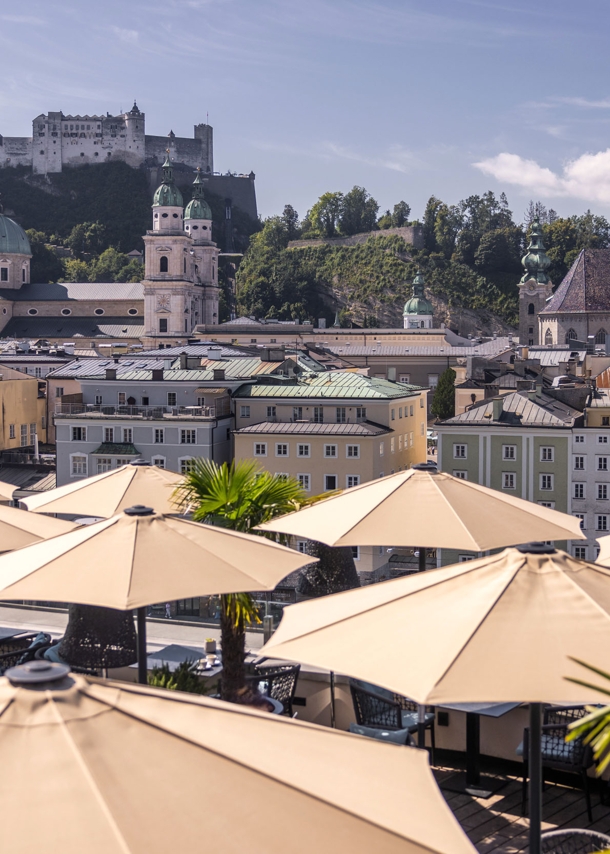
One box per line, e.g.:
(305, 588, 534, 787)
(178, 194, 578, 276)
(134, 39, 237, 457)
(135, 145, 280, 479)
(152, 154, 183, 208)
(0, 214, 31, 256)
(403, 269, 433, 315)
(185, 168, 212, 220)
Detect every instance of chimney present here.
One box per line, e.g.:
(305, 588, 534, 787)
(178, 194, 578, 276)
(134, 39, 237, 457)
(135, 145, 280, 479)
(151, 368, 163, 381)
(179, 352, 188, 370)
(536, 381, 543, 396)
(213, 368, 225, 381)
(105, 368, 117, 380)
(492, 396, 503, 421)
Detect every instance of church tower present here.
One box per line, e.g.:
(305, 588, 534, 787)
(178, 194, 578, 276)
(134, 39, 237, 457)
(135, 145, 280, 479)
(184, 168, 220, 325)
(518, 217, 552, 346)
(403, 269, 434, 329)
(142, 154, 199, 343)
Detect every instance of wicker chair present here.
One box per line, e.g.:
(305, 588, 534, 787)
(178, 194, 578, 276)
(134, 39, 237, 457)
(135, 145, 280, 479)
(350, 681, 435, 761)
(520, 705, 594, 821)
(248, 664, 301, 717)
(541, 829, 610, 854)
(0, 633, 51, 675)
(0, 633, 39, 655)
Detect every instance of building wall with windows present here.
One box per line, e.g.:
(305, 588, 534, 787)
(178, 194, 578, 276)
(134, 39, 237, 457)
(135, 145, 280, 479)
(0, 363, 47, 450)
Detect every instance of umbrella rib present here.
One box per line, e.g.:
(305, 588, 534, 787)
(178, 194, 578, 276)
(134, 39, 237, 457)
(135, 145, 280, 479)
(96, 685, 448, 854)
(335, 475, 425, 543)
(558, 565, 610, 622)
(428, 476, 481, 551)
(49, 699, 132, 853)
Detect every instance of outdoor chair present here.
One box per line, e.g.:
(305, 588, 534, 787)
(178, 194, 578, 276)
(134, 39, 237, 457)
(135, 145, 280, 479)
(0, 633, 39, 655)
(541, 829, 610, 854)
(247, 664, 301, 717)
(519, 705, 594, 822)
(349, 680, 435, 761)
(0, 632, 51, 675)
(349, 722, 417, 746)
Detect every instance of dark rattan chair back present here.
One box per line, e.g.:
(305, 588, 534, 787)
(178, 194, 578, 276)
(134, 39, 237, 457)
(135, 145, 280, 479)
(350, 683, 402, 729)
(248, 664, 301, 717)
(541, 829, 610, 854)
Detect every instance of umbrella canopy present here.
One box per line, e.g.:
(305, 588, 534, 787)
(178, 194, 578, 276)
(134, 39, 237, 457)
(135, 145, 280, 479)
(596, 533, 610, 566)
(261, 544, 610, 705)
(0, 506, 317, 609)
(0, 479, 17, 503)
(257, 467, 585, 550)
(21, 463, 183, 517)
(0, 503, 76, 552)
(0, 662, 475, 854)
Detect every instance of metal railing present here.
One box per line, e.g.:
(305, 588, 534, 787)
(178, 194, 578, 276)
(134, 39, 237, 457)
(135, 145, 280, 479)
(54, 403, 229, 419)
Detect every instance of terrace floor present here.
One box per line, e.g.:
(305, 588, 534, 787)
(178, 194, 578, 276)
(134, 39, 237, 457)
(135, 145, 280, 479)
(434, 758, 610, 854)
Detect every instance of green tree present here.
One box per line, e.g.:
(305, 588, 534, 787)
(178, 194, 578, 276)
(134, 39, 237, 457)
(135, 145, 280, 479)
(423, 196, 443, 252)
(281, 205, 301, 241)
(25, 229, 64, 283)
(434, 204, 462, 258)
(66, 221, 107, 256)
(88, 248, 142, 283)
(338, 186, 379, 236)
(60, 258, 90, 283)
(377, 210, 393, 230)
(431, 367, 456, 420)
(176, 460, 308, 703)
(308, 192, 343, 237)
(391, 201, 411, 228)
(474, 226, 523, 291)
(298, 541, 361, 598)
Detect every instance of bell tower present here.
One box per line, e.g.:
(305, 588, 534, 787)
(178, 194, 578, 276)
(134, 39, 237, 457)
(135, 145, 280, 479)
(518, 217, 552, 346)
(184, 168, 220, 326)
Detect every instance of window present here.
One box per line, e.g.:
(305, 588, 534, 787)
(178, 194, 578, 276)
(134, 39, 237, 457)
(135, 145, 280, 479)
(399, 407, 403, 419)
(34, 367, 42, 378)
(391, 409, 395, 421)
(574, 456, 585, 470)
(154, 428, 164, 444)
(9, 425, 14, 440)
(180, 429, 196, 444)
(159, 256, 168, 273)
(389, 437, 395, 453)
(528, 302, 535, 315)
(540, 446, 554, 462)
(240, 405, 250, 418)
(575, 435, 585, 444)
(574, 546, 588, 560)
(55, 387, 64, 398)
(292, 407, 303, 421)
(297, 473, 310, 491)
(399, 375, 410, 383)
(540, 474, 554, 491)
(325, 475, 338, 491)
(71, 426, 86, 441)
(180, 459, 195, 475)
(151, 457, 166, 468)
(118, 393, 126, 405)
(538, 501, 555, 509)
(336, 407, 346, 423)
(324, 444, 337, 458)
(599, 457, 609, 471)
(453, 444, 467, 459)
(347, 444, 360, 459)
(565, 328, 578, 342)
(254, 443, 267, 456)
(296, 541, 307, 554)
(428, 374, 439, 388)
(545, 328, 553, 345)
(71, 455, 88, 476)
(595, 328, 608, 345)
(167, 392, 177, 407)
(94, 308, 104, 316)
(313, 407, 324, 423)
(599, 435, 609, 443)
(97, 458, 112, 473)
(355, 407, 367, 420)
(453, 470, 467, 479)
(346, 475, 360, 488)
(411, 405, 415, 416)
(458, 555, 476, 562)
(574, 513, 586, 529)
(604, 418, 610, 427)
(266, 406, 276, 419)
(275, 443, 289, 457)
(503, 445, 516, 460)
(351, 546, 360, 560)
(399, 435, 403, 450)
(598, 484, 608, 500)
(379, 442, 384, 456)
(275, 472, 289, 480)
(122, 427, 133, 443)
(104, 427, 114, 443)
(159, 319, 168, 333)
(409, 432, 414, 447)
(94, 394, 103, 405)
(297, 444, 310, 458)
(29, 423, 36, 443)
(502, 472, 516, 490)
(597, 515, 609, 532)
(574, 483, 585, 499)
(0, 268, 7, 282)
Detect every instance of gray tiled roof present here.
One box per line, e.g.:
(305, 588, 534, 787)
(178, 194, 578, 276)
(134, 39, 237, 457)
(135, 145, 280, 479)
(235, 421, 390, 435)
(439, 390, 579, 428)
(324, 339, 512, 357)
(136, 343, 256, 358)
(1, 317, 145, 339)
(542, 249, 610, 314)
(234, 372, 423, 400)
(0, 282, 144, 302)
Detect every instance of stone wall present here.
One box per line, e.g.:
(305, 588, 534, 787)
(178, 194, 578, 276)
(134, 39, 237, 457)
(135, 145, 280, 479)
(0, 137, 32, 168)
(288, 225, 424, 250)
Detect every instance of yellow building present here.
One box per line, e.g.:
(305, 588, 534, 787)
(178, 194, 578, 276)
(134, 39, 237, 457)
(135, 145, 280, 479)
(233, 371, 427, 577)
(0, 363, 47, 450)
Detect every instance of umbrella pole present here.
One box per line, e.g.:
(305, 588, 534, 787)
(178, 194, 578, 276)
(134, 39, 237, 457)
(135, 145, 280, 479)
(330, 670, 336, 728)
(418, 547, 426, 572)
(136, 607, 148, 686)
(529, 702, 542, 854)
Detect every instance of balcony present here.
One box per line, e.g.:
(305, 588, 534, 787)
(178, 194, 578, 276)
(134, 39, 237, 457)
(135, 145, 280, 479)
(54, 402, 230, 420)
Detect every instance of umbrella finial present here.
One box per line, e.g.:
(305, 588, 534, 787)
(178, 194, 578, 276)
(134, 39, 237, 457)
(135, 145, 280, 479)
(6, 660, 70, 685)
(412, 462, 438, 472)
(124, 505, 155, 516)
(516, 542, 556, 554)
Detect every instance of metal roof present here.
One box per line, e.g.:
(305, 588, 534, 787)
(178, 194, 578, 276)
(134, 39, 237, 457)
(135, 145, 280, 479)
(234, 372, 423, 400)
(136, 343, 255, 358)
(235, 421, 390, 435)
(526, 348, 586, 367)
(1, 317, 145, 339)
(324, 340, 512, 357)
(587, 390, 610, 407)
(0, 467, 56, 493)
(439, 391, 579, 428)
(0, 282, 144, 302)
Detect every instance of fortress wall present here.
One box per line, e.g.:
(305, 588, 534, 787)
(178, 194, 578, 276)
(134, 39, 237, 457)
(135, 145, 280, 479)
(145, 134, 212, 172)
(0, 137, 32, 167)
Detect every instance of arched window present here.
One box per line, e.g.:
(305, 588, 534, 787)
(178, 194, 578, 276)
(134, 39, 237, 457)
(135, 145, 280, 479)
(159, 256, 168, 273)
(595, 328, 607, 345)
(565, 328, 578, 344)
(420, 321, 425, 328)
(545, 328, 553, 345)
(528, 303, 535, 315)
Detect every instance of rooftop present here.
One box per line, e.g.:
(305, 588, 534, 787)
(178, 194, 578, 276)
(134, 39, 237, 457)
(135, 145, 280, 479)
(0, 282, 144, 302)
(542, 249, 610, 314)
(439, 390, 581, 428)
(1, 317, 145, 339)
(322, 340, 513, 358)
(234, 421, 391, 436)
(233, 372, 425, 400)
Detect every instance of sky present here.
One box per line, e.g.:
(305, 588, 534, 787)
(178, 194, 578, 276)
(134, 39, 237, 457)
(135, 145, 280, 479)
(2, 0, 610, 223)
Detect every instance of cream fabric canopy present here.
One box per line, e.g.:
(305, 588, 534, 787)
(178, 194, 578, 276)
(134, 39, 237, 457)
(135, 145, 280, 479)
(0, 480, 17, 503)
(262, 546, 610, 705)
(22, 464, 183, 517)
(596, 533, 610, 566)
(0, 507, 316, 609)
(257, 467, 585, 549)
(0, 666, 475, 854)
(0, 503, 76, 552)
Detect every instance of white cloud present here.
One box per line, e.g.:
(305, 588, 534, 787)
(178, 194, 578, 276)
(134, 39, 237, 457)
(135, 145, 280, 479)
(111, 26, 139, 44)
(323, 142, 421, 174)
(474, 149, 610, 205)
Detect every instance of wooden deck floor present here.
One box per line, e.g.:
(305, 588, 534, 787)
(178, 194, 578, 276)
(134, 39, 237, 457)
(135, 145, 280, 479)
(434, 761, 610, 854)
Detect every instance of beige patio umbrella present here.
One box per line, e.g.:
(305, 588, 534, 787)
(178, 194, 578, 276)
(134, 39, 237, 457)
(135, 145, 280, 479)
(0, 661, 475, 854)
(0, 505, 316, 683)
(0, 503, 76, 552)
(0, 479, 17, 503)
(595, 533, 610, 565)
(257, 465, 585, 555)
(21, 462, 183, 517)
(261, 543, 610, 854)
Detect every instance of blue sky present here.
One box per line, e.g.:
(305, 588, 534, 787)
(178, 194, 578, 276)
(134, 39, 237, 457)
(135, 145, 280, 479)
(2, 0, 610, 222)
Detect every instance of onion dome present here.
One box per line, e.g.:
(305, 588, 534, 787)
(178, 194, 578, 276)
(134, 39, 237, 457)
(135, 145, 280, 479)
(184, 168, 212, 221)
(521, 217, 551, 284)
(403, 269, 433, 316)
(152, 153, 183, 208)
(0, 214, 31, 255)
